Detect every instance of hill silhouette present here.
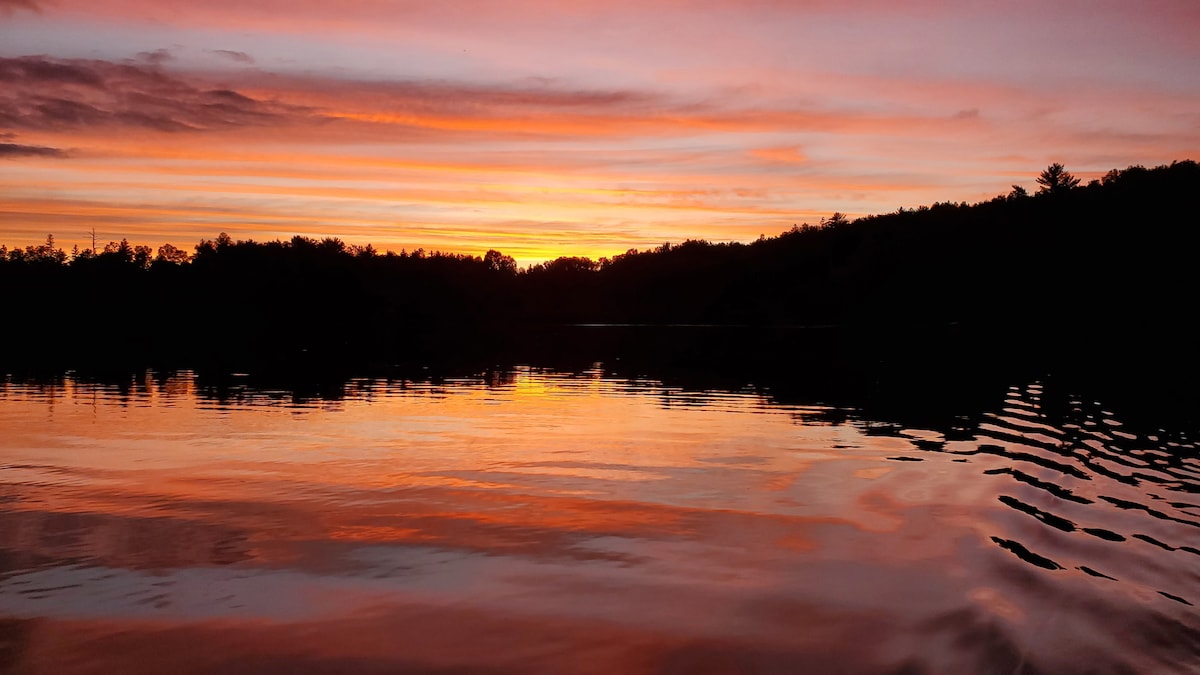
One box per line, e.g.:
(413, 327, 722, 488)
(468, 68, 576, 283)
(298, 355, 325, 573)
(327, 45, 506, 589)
(2, 160, 1197, 381)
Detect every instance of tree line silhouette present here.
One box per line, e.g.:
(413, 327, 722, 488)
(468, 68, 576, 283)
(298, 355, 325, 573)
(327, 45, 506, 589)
(2, 160, 1198, 378)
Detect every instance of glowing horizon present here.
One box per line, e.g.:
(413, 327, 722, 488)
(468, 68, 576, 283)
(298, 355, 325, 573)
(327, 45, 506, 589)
(2, 1, 1199, 265)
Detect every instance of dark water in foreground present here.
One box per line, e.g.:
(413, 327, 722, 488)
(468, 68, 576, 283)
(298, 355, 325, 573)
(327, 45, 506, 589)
(0, 368, 1197, 674)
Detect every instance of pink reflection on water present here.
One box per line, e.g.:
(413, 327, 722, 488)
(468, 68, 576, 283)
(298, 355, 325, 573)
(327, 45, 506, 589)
(0, 371, 1196, 673)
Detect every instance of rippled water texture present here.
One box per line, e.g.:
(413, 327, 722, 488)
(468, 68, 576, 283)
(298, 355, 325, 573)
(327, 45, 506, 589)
(1, 369, 1197, 673)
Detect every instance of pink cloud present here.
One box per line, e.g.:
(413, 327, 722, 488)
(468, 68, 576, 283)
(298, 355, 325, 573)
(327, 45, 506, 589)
(0, 56, 310, 133)
(0, 0, 40, 16)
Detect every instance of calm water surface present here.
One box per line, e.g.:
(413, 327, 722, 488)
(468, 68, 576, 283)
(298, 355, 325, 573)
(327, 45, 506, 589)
(0, 368, 1197, 674)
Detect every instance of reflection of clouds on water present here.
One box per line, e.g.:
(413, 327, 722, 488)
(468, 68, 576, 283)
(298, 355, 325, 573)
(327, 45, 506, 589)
(960, 382, 1199, 600)
(0, 371, 1196, 673)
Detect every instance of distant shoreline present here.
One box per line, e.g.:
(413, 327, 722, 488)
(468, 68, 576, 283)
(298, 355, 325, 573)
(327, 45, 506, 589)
(2, 161, 1197, 392)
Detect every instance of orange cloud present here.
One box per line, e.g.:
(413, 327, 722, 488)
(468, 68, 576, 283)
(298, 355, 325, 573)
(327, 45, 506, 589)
(750, 146, 807, 165)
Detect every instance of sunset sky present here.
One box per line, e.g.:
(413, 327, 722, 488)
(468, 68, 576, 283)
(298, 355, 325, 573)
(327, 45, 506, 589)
(2, 1, 1198, 263)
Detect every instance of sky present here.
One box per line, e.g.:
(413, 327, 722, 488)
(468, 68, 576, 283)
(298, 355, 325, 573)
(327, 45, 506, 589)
(2, 0, 1198, 264)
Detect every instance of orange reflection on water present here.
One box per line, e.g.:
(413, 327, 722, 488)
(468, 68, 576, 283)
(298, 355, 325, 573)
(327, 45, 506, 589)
(1, 370, 1197, 673)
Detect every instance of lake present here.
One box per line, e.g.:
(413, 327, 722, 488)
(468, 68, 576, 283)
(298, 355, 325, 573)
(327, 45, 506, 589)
(0, 366, 1197, 674)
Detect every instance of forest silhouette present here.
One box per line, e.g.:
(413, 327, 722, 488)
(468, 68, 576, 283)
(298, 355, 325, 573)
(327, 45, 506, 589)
(2, 160, 1198, 397)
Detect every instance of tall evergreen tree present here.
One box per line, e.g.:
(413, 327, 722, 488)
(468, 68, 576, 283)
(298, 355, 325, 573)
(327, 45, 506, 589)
(1036, 163, 1081, 194)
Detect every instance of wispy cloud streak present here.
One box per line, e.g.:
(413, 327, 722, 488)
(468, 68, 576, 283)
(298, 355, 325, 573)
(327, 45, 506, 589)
(208, 49, 254, 64)
(0, 0, 39, 16)
(0, 57, 308, 132)
(0, 142, 64, 157)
